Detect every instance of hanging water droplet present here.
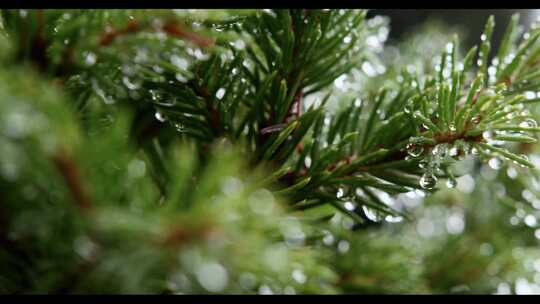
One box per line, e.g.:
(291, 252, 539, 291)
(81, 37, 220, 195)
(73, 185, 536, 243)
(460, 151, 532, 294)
(431, 144, 444, 156)
(520, 118, 538, 128)
(488, 157, 502, 169)
(170, 54, 190, 70)
(385, 215, 404, 223)
(122, 76, 141, 90)
(336, 188, 345, 199)
(83, 51, 97, 66)
(446, 178, 457, 189)
(292, 269, 307, 284)
(174, 123, 185, 132)
(152, 65, 164, 74)
(362, 205, 382, 222)
(175, 73, 188, 83)
(150, 90, 161, 101)
(419, 173, 437, 190)
(482, 130, 494, 140)
(337, 240, 350, 253)
(155, 111, 166, 122)
(519, 154, 530, 167)
(406, 143, 424, 158)
(449, 146, 459, 158)
(404, 106, 412, 114)
(215, 88, 226, 100)
(343, 201, 356, 211)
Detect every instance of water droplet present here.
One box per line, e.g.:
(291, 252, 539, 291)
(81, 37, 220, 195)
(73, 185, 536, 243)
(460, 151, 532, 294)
(259, 285, 273, 295)
(520, 118, 538, 128)
(385, 215, 403, 223)
(174, 123, 185, 132)
(406, 143, 424, 158)
(471, 116, 481, 124)
(292, 269, 307, 284)
(343, 201, 355, 211)
(122, 76, 141, 90)
(215, 88, 226, 100)
(196, 262, 228, 292)
(322, 231, 334, 245)
(471, 147, 479, 155)
(303, 156, 312, 168)
(482, 130, 494, 140)
(175, 73, 188, 83)
(419, 173, 437, 190)
(170, 54, 189, 70)
(488, 157, 502, 169)
(152, 65, 164, 74)
(150, 90, 162, 101)
(404, 106, 412, 114)
(336, 188, 345, 199)
(83, 51, 97, 66)
(446, 178, 457, 188)
(362, 206, 382, 222)
(337, 240, 350, 253)
(449, 146, 459, 158)
(449, 124, 457, 132)
(155, 111, 166, 122)
(73, 235, 98, 261)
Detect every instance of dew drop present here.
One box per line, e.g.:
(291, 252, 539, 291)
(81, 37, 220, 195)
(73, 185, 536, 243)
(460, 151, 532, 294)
(291, 269, 307, 284)
(343, 201, 356, 211)
(196, 262, 228, 292)
(337, 240, 350, 253)
(174, 123, 185, 132)
(406, 143, 424, 158)
(155, 111, 166, 122)
(482, 130, 494, 140)
(488, 157, 503, 169)
(446, 178, 457, 189)
(520, 118, 538, 128)
(83, 51, 97, 66)
(336, 187, 345, 199)
(419, 173, 437, 190)
(404, 106, 412, 114)
(215, 88, 226, 100)
(449, 146, 459, 158)
(122, 76, 141, 90)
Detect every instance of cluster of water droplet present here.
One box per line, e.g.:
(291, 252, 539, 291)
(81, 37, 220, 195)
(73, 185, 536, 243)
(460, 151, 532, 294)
(405, 137, 468, 190)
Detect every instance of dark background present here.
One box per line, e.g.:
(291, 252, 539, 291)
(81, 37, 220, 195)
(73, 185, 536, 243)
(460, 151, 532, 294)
(369, 9, 538, 48)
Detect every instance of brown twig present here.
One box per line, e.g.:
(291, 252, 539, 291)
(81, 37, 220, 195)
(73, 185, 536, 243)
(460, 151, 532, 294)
(99, 19, 215, 49)
(52, 147, 93, 211)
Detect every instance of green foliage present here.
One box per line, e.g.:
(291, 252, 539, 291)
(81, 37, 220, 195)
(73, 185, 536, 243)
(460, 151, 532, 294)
(2, 9, 540, 294)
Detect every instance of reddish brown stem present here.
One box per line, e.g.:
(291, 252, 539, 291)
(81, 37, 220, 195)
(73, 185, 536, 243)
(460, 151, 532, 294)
(99, 19, 215, 49)
(52, 147, 93, 211)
